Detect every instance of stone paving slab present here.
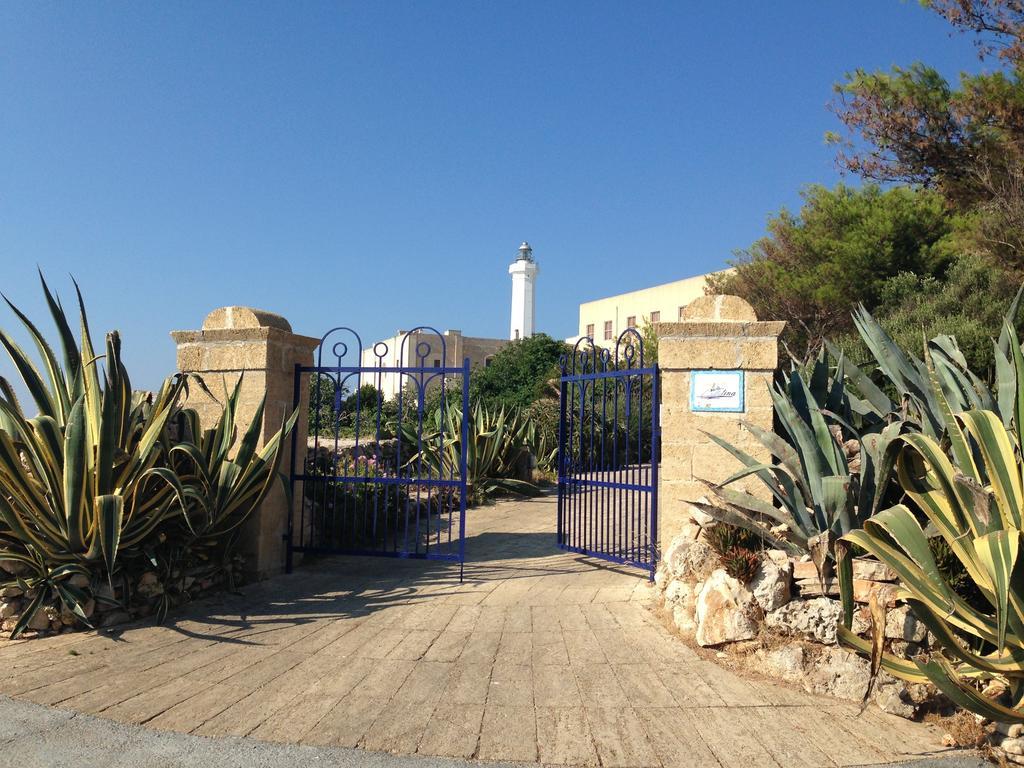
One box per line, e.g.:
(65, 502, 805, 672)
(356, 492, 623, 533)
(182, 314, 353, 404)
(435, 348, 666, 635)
(0, 494, 953, 767)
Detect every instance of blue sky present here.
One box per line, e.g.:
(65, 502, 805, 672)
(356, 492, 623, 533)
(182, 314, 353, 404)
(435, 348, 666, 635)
(0, 2, 985, 393)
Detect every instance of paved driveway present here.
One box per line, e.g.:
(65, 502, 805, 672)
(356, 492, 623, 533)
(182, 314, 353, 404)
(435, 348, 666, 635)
(0, 494, 946, 767)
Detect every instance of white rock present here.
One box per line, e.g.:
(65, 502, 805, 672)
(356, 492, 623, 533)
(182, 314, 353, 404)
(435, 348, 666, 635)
(751, 555, 792, 613)
(765, 597, 842, 645)
(672, 603, 697, 635)
(755, 645, 805, 683)
(0, 599, 20, 619)
(884, 605, 927, 643)
(654, 565, 670, 590)
(1001, 737, 1024, 757)
(873, 680, 917, 719)
(695, 569, 758, 647)
(803, 646, 870, 700)
(662, 532, 717, 583)
(851, 559, 897, 582)
(68, 574, 90, 589)
(765, 550, 790, 569)
(661, 534, 691, 578)
(0, 558, 28, 576)
(26, 608, 51, 631)
(997, 723, 1024, 739)
(668, 579, 700, 635)
(665, 579, 695, 606)
(850, 606, 871, 636)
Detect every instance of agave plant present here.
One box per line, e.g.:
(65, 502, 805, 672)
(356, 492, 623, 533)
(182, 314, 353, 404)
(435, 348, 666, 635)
(148, 377, 297, 618)
(0, 279, 191, 632)
(170, 380, 296, 545)
(836, 407, 1024, 721)
(694, 347, 906, 565)
(833, 288, 1024, 436)
(0, 275, 295, 636)
(835, 319, 1024, 721)
(697, 287, 1024, 564)
(408, 402, 540, 506)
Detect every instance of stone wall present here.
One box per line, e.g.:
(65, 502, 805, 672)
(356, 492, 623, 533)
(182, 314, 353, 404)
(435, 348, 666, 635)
(656, 507, 938, 719)
(171, 306, 319, 578)
(654, 295, 785, 545)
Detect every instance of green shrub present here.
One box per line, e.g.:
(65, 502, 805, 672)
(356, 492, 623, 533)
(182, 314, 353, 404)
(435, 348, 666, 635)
(0, 276, 296, 635)
(837, 406, 1024, 722)
(470, 334, 569, 409)
(709, 183, 959, 360)
(308, 374, 337, 436)
(832, 253, 1022, 376)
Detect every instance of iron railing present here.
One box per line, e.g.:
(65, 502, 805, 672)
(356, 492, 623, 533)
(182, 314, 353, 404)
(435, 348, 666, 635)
(287, 326, 469, 578)
(557, 328, 659, 576)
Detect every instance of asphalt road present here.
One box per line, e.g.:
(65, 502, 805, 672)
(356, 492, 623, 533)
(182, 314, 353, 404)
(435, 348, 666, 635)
(0, 695, 992, 768)
(0, 695, 528, 768)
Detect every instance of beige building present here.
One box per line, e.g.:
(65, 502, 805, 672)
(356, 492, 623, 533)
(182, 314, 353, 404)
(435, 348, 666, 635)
(569, 270, 729, 349)
(360, 329, 508, 399)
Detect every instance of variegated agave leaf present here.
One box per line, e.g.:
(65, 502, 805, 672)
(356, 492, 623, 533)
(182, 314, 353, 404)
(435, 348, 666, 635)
(837, 410, 1024, 721)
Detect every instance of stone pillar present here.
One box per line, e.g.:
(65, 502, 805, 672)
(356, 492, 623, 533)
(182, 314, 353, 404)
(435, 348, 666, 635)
(171, 306, 320, 578)
(655, 295, 785, 543)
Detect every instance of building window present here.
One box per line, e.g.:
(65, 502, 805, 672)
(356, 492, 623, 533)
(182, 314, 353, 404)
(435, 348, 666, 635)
(586, 323, 594, 338)
(626, 316, 636, 328)
(604, 321, 613, 340)
(678, 305, 686, 320)
(650, 311, 661, 323)
(484, 356, 494, 367)
(433, 359, 440, 368)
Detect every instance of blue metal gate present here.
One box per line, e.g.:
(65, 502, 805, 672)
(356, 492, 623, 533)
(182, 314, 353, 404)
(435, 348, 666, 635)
(287, 327, 469, 578)
(557, 329, 659, 576)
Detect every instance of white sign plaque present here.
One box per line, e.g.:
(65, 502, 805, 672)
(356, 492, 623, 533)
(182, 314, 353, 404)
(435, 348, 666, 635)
(690, 370, 745, 413)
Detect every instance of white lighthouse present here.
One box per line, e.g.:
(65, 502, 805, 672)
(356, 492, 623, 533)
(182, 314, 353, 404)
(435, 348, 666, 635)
(509, 241, 539, 340)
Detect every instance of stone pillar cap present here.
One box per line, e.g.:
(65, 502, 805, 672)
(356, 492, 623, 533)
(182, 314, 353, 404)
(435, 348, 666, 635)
(202, 306, 292, 332)
(682, 295, 757, 322)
